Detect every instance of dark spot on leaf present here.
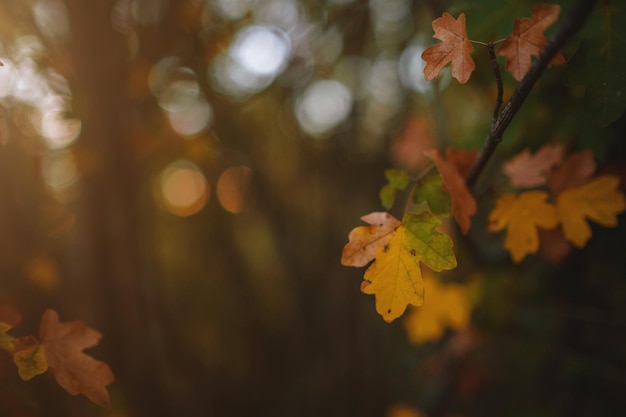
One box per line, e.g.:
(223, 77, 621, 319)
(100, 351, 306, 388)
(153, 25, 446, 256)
(387, 309, 391, 314)
(383, 244, 389, 252)
(410, 249, 416, 256)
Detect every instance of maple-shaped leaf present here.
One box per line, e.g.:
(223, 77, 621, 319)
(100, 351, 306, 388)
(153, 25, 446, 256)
(424, 148, 477, 234)
(379, 169, 410, 210)
(497, 3, 565, 81)
(422, 13, 475, 84)
(341, 212, 401, 267)
(361, 211, 457, 322)
(37, 310, 114, 408)
(548, 150, 596, 195)
(412, 172, 451, 217)
(403, 270, 471, 344)
(556, 175, 626, 248)
(503, 143, 564, 187)
(489, 191, 558, 262)
(13, 336, 48, 381)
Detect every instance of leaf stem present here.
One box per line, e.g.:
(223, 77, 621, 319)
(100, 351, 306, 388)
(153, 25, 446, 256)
(465, 0, 598, 191)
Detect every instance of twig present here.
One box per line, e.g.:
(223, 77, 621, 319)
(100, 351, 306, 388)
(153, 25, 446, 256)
(465, 0, 598, 190)
(487, 42, 503, 124)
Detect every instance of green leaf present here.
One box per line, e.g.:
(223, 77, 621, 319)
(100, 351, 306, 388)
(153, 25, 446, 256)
(379, 169, 410, 209)
(566, 3, 626, 127)
(412, 173, 451, 217)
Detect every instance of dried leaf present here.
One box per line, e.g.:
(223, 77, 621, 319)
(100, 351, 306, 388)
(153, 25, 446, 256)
(39, 309, 115, 409)
(489, 191, 558, 262)
(548, 150, 596, 195)
(497, 3, 565, 81)
(341, 212, 401, 267)
(422, 12, 475, 84)
(361, 212, 457, 322)
(0, 322, 15, 354)
(424, 148, 477, 234)
(556, 175, 626, 247)
(503, 143, 564, 187)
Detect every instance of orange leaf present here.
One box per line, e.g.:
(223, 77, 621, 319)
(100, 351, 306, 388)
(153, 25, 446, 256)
(555, 175, 626, 248)
(39, 310, 115, 409)
(503, 143, 564, 187)
(422, 13, 475, 84)
(489, 191, 558, 262)
(497, 3, 565, 81)
(341, 212, 401, 267)
(424, 148, 477, 234)
(548, 150, 596, 195)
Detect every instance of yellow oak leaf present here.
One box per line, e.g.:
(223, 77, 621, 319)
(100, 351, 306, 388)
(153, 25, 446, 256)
(403, 271, 471, 344)
(489, 191, 558, 262)
(341, 212, 401, 267)
(361, 211, 457, 322)
(556, 175, 626, 248)
(13, 336, 48, 381)
(0, 322, 15, 353)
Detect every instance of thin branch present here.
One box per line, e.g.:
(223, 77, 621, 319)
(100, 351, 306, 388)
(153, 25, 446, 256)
(465, 0, 598, 190)
(487, 42, 504, 124)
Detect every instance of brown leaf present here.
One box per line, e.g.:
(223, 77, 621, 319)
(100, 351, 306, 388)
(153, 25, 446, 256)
(497, 3, 565, 81)
(548, 150, 596, 195)
(422, 13, 475, 84)
(341, 212, 401, 267)
(39, 310, 115, 409)
(503, 143, 564, 187)
(390, 116, 436, 170)
(424, 148, 477, 234)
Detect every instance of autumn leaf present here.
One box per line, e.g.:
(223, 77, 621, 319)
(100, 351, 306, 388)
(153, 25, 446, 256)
(361, 211, 457, 322)
(548, 150, 596, 195)
(424, 148, 477, 234)
(403, 270, 471, 344)
(341, 212, 401, 267)
(13, 336, 48, 381)
(39, 309, 115, 409)
(489, 191, 558, 262)
(0, 322, 15, 353)
(556, 175, 626, 248)
(422, 12, 475, 84)
(412, 172, 451, 217)
(503, 143, 564, 187)
(497, 3, 565, 81)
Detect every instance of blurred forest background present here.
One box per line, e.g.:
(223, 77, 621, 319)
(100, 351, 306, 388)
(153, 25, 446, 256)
(0, 0, 625, 416)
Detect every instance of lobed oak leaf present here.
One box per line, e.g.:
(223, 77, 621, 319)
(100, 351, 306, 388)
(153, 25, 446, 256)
(39, 309, 115, 409)
(422, 13, 475, 84)
(403, 270, 471, 344)
(548, 150, 596, 195)
(361, 211, 457, 322)
(424, 148, 477, 234)
(13, 336, 48, 381)
(489, 191, 558, 262)
(497, 3, 565, 81)
(341, 212, 401, 267)
(555, 175, 626, 248)
(503, 143, 564, 187)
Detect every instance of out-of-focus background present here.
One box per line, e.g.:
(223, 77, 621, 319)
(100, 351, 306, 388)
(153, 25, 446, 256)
(0, 0, 625, 416)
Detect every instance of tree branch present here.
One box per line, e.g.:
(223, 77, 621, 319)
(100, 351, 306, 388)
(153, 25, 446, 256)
(488, 42, 504, 124)
(465, 0, 598, 190)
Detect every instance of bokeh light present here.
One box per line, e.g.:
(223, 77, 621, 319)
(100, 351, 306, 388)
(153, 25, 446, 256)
(33, 0, 71, 40)
(230, 25, 291, 78)
(160, 159, 210, 217)
(217, 166, 253, 213)
(295, 79, 352, 136)
(41, 149, 80, 196)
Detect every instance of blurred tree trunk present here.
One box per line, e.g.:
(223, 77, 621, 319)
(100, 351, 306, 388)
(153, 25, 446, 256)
(64, 1, 170, 415)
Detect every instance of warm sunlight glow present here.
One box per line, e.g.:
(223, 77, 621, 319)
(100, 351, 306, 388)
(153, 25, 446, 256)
(217, 166, 253, 213)
(161, 160, 209, 217)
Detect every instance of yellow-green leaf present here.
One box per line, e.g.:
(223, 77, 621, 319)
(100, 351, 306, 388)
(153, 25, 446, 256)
(13, 336, 48, 381)
(361, 211, 457, 322)
(489, 191, 558, 262)
(556, 175, 626, 248)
